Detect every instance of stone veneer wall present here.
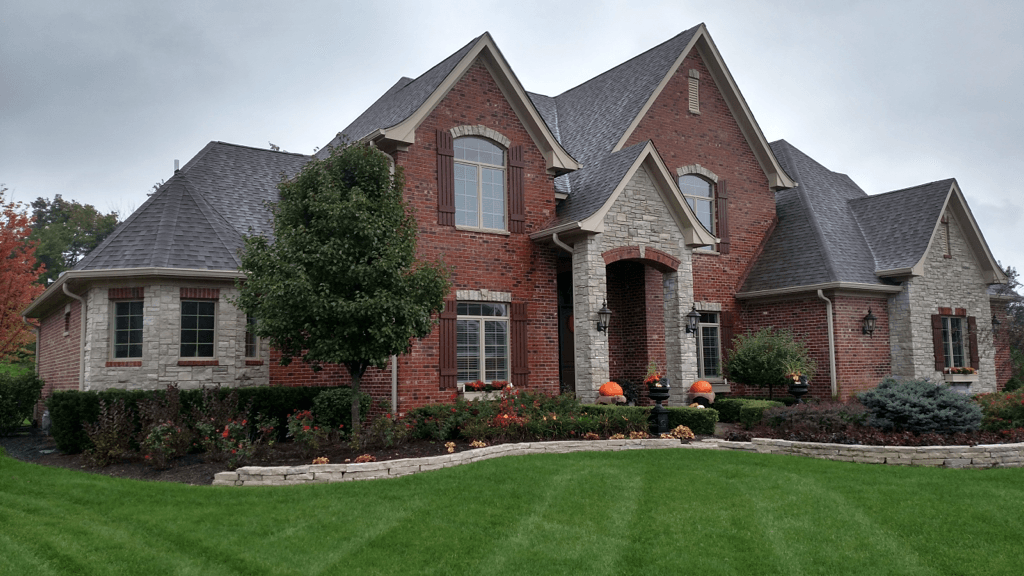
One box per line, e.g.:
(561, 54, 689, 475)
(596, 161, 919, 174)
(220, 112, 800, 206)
(213, 437, 1024, 486)
(83, 281, 269, 391)
(572, 165, 697, 404)
(890, 210, 997, 393)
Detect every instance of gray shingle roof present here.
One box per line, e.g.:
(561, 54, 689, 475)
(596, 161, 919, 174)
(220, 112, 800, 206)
(75, 142, 309, 271)
(549, 141, 649, 227)
(742, 140, 954, 293)
(849, 179, 952, 272)
(316, 37, 480, 157)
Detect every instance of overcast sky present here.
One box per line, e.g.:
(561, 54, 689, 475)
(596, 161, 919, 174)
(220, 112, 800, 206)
(2, 0, 1022, 280)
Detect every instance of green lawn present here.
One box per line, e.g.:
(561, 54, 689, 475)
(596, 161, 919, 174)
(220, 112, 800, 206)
(2, 448, 1021, 575)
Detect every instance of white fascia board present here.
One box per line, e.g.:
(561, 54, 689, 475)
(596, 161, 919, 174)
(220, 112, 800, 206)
(22, 268, 246, 318)
(381, 34, 579, 175)
(736, 282, 904, 300)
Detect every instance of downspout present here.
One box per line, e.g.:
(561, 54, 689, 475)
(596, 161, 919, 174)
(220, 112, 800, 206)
(551, 232, 573, 254)
(21, 317, 38, 374)
(391, 355, 398, 414)
(62, 283, 87, 392)
(816, 290, 838, 398)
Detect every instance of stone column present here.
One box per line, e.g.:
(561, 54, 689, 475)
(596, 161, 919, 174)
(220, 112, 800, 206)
(663, 270, 699, 405)
(572, 235, 608, 404)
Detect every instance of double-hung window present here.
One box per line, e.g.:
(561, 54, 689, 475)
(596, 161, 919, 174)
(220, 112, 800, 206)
(454, 137, 505, 230)
(180, 300, 216, 358)
(679, 174, 714, 235)
(696, 312, 721, 378)
(941, 316, 966, 369)
(113, 301, 143, 358)
(245, 315, 258, 358)
(456, 302, 509, 384)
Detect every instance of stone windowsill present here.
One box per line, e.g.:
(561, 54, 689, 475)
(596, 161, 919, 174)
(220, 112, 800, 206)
(460, 390, 505, 401)
(943, 373, 979, 383)
(454, 225, 511, 236)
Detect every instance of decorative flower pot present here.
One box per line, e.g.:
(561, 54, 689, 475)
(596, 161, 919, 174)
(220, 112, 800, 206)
(788, 375, 809, 403)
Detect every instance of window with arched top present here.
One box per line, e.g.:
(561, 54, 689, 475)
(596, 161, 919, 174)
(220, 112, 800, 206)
(679, 174, 714, 235)
(454, 137, 505, 230)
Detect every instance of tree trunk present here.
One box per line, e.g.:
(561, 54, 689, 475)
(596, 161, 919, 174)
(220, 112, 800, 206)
(346, 362, 368, 438)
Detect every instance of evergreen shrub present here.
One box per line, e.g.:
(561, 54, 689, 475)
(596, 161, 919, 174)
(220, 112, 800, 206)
(311, 387, 373, 433)
(857, 377, 982, 434)
(0, 370, 44, 435)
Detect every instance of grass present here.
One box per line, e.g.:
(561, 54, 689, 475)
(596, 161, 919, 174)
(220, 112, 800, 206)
(2, 448, 1022, 575)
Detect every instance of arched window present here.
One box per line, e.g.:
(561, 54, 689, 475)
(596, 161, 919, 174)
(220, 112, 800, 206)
(679, 174, 714, 234)
(454, 137, 505, 230)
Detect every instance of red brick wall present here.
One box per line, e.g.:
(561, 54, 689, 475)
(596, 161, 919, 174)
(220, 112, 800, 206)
(274, 58, 560, 412)
(607, 261, 649, 383)
(736, 294, 891, 401)
(37, 300, 81, 413)
(624, 51, 777, 355)
(831, 295, 890, 399)
(993, 301, 1013, 390)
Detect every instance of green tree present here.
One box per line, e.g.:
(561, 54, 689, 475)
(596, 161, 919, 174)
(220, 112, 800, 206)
(723, 327, 817, 399)
(235, 144, 450, 437)
(30, 195, 120, 284)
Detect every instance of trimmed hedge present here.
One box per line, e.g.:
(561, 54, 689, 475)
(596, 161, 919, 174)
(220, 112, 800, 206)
(47, 385, 365, 454)
(738, 400, 785, 429)
(714, 398, 787, 425)
(582, 405, 719, 436)
(0, 370, 45, 435)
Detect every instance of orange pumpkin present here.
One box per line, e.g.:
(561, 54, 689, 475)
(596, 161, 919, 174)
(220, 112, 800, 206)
(689, 380, 713, 393)
(599, 381, 624, 396)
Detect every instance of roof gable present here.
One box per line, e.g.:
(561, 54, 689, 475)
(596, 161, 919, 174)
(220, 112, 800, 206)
(324, 33, 578, 175)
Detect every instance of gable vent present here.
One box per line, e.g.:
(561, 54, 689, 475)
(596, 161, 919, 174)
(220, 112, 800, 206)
(688, 69, 700, 114)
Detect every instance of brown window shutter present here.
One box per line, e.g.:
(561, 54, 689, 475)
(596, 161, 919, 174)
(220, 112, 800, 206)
(511, 302, 530, 386)
(720, 310, 736, 366)
(968, 316, 979, 370)
(932, 314, 946, 371)
(436, 129, 455, 226)
(716, 180, 730, 254)
(508, 145, 526, 233)
(439, 297, 457, 389)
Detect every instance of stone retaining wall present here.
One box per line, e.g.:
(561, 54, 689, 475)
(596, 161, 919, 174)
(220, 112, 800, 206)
(212, 438, 1024, 487)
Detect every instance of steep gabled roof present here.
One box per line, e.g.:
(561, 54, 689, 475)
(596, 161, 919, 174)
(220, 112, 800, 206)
(74, 142, 309, 272)
(740, 141, 1006, 296)
(319, 33, 578, 174)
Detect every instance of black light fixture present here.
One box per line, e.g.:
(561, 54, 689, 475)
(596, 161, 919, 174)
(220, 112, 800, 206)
(685, 305, 701, 336)
(862, 308, 877, 337)
(596, 301, 612, 334)
(992, 314, 1001, 334)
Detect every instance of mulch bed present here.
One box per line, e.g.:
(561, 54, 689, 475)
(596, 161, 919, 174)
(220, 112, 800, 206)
(0, 426, 486, 486)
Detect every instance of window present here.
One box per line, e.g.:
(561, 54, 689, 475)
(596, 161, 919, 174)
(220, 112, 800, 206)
(245, 315, 258, 358)
(456, 302, 509, 383)
(697, 312, 721, 378)
(454, 137, 505, 230)
(180, 300, 216, 357)
(941, 316, 966, 369)
(113, 301, 143, 358)
(679, 174, 714, 235)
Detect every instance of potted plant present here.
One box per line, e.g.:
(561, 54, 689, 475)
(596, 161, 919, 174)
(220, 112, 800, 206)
(461, 380, 511, 401)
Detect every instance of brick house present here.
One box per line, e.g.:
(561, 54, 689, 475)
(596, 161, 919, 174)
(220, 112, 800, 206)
(22, 24, 1012, 413)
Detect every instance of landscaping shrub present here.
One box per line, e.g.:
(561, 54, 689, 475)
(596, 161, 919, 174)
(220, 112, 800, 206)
(312, 387, 373, 433)
(48, 384, 353, 454)
(137, 385, 193, 469)
(857, 377, 982, 434)
(0, 370, 44, 435)
(666, 406, 719, 435)
(82, 398, 135, 467)
(973, 391, 1024, 432)
(723, 327, 816, 399)
(762, 401, 867, 441)
(737, 400, 785, 429)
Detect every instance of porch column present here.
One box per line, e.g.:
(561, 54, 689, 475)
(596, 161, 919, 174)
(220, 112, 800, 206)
(663, 269, 699, 405)
(572, 235, 608, 404)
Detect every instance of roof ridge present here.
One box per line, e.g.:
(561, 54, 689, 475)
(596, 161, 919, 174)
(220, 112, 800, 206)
(555, 25, 701, 99)
(179, 178, 244, 267)
(851, 178, 956, 201)
(207, 141, 310, 158)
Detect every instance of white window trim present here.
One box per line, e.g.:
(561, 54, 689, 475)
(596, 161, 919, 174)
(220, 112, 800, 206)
(110, 300, 144, 360)
(454, 136, 506, 232)
(696, 310, 724, 382)
(941, 316, 967, 369)
(456, 301, 510, 386)
(179, 299, 218, 359)
(244, 315, 259, 359)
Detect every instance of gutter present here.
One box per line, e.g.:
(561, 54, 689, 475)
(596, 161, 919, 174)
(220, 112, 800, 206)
(62, 283, 87, 392)
(816, 290, 838, 398)
(735, 281, 903, 300)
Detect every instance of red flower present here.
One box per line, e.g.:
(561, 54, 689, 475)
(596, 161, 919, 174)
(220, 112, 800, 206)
(222, 428, 230, 438)
(303, 425, 311, 431)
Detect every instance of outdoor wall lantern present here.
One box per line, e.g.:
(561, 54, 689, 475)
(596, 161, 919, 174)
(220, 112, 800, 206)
(992, 314, 1001, 334)
(597, 301, 613, 334)
(862, 308, 877, 337)
(685, 305, 701, 336)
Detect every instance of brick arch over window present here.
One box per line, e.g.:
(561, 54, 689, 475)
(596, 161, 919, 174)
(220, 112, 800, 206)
(602, 245, 680, 273)
(436, 127, 525, 233)
(677, 164, 730, 254)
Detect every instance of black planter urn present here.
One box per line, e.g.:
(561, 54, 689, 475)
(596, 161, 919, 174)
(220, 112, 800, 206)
(788, 375, 809, 404)
(648, 381, 670, 435)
